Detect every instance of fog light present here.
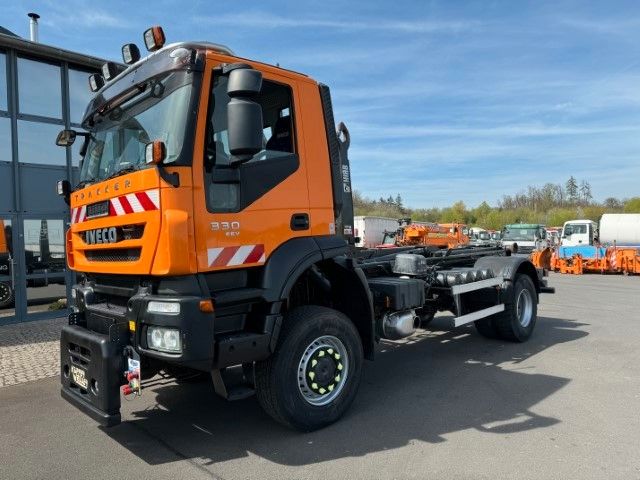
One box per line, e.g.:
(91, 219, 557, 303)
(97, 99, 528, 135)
(147, 301, 180, 314)
(147, 327, 182, 353)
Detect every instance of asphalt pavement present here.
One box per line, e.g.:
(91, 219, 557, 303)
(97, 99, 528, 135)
(1, 273, 639, 480)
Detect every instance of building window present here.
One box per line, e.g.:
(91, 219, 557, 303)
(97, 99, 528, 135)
(0, 52, 7, 112)
(0, 117, 10, 162)
(69, 68, 92, 125)
(18, 120, 66, 166)
(17, 57, 62, 119)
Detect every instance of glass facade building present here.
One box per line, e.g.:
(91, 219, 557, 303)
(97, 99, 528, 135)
(0, 31, 104, 324)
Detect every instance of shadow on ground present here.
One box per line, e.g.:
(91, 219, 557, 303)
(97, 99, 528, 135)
(105, 316, 588, 467)
(0, 316, 65, 346)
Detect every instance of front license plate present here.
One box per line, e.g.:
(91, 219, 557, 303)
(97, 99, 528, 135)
(86, 200, 110, 219)
(70, 365, 88, 389)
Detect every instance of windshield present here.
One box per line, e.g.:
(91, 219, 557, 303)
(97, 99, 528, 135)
(563, 224, 587, 236)
(79, 70, 195, 184)
(503, 227, 538, 241)
(382, 231, 397, 245)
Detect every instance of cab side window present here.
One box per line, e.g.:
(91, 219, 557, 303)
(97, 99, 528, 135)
(205, 74, 299, 212)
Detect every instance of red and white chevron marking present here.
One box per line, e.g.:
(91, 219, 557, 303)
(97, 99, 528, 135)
(71, 189, 160, 224)
(208, 244, 266, 268)
(70, 205, 87, 224)
(109, 189, 160, 216)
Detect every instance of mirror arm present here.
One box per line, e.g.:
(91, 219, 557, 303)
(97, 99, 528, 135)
(157, 164, 179, 188)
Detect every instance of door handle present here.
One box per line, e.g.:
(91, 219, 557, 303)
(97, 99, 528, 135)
(290, 213, 309, 231)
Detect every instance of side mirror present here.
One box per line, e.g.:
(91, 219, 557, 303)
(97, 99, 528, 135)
(145, 140, 166, 165)
(226, 68, 263, 164)
(56, 129, 77, 147)
(57, 180, 71, 205)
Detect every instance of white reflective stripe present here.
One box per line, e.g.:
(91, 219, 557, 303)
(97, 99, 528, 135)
(126, 193, 144, 213)
(258, 253, 266, 263)
(70, 208, 77, 224)
(227, 245, 255, 266)
(79, 205, 87, 222)
(111, 198, 126, 216)
(207, 247, 224, 266)
(146, 189, 160, 209)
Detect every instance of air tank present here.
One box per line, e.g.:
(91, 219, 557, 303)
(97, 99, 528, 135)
(599, 214, 640, 246)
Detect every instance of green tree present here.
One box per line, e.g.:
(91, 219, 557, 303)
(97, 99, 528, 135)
(565, 176, 578, 203)
(624, 197, 640, 213)
(579, 180, 592, 205)
(603, 197, 622, 210)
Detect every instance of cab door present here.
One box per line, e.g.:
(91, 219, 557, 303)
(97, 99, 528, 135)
(192, 64, 310, 272)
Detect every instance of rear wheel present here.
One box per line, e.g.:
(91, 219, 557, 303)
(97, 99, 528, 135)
(255, 306, 363, 431)
(0, 281, 14, 309)
(474, 316, 500, 339)
(416, 307, 436, 328)
(494, 274, 537, 342)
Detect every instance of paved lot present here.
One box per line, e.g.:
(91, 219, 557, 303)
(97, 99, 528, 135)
(0, 317, 65, 387)
(1, 273, 639, 480)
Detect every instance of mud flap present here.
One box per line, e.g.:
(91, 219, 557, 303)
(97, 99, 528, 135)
(60, 324, 127, 427)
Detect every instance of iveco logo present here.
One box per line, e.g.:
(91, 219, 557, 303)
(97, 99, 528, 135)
(85, 227, 117, 245)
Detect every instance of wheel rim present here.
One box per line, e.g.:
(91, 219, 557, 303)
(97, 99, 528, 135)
(516, 288, 533, 328)
(0, 283, 11, 305)
(298, 335, 349, 406)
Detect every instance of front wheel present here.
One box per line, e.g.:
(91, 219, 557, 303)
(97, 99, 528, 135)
(255, 306, 363, 431)
(0, 281, 14, 309)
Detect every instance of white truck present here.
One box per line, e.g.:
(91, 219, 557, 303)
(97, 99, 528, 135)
(560, 219, 598, 247)
(353, 216, 399, 248)
(561, 214, 640, 247)
(469, 227, 493, 247)
(501, 223, 548, 254)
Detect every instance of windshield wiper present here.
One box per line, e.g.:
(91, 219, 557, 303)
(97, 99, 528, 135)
(75, 179, 94, 190)
(103, 165, 139, 182)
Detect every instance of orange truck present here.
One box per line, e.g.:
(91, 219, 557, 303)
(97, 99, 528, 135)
(0, 220, 13, 308)
(56, 27, 553, 431)
(379, 219, 469, 249)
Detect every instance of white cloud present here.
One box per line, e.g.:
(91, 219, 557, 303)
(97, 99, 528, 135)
(350, 122, 640, 140)
(196, 12, 480, 34)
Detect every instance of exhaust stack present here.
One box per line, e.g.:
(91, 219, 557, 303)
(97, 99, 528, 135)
(28, 12, 40, 42)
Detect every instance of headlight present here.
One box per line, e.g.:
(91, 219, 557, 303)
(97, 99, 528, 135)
(147, 327, 182, 353)
(147, 301, 180, 314)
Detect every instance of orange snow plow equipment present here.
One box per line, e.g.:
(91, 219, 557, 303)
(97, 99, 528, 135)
(391, 220, 469, 249)
(530, 245, 640, 275)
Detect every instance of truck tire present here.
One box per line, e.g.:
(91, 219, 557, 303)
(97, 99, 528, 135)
(416, 308, 436, 328)
(494, 274, 537, 342)
(0, 281, 14, 309)
(474, 317, 500, 339)
(255, 306, 363, 431)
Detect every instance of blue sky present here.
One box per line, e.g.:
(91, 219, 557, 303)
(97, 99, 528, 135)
(4, 0, 640, 207)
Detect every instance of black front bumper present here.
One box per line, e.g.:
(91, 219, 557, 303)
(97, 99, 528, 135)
(61, 276, 277, 426)
(60, 324, 126, 427)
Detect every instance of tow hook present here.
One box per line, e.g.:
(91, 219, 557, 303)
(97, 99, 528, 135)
(122, 347, 142, 398)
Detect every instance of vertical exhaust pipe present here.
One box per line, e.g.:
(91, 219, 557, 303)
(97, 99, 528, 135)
(28, 12, 40, 43)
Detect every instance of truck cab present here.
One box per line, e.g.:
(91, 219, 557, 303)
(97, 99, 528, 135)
(501, 223, 547, 254)
(561, 220, 598, 246)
